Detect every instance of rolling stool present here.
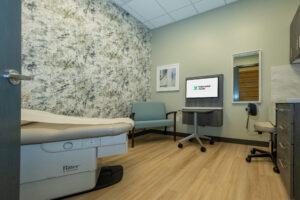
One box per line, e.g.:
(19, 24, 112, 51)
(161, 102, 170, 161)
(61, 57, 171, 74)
(246, 121, 279, 173)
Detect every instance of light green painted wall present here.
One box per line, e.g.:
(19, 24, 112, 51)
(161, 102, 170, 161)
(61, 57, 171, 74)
(150, 0, 300, 141)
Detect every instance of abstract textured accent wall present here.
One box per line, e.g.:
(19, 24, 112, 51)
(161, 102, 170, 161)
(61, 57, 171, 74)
(21, 0, 151, 118)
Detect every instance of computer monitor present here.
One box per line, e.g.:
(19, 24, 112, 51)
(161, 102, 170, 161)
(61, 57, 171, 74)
(186, 77, 219, 98)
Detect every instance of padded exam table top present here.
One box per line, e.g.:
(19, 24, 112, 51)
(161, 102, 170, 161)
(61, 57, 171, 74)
(21, 123, 132, 145)
(21, 109, 134, 145)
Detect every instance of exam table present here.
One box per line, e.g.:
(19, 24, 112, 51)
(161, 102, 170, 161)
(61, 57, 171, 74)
(20, 109, 133, 200)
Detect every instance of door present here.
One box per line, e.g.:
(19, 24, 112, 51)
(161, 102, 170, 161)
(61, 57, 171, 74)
(291, 14, 296, 63)
(295, 6, 300, 60)
(0, 0, 22, 199)
(291, 5, 300, 64)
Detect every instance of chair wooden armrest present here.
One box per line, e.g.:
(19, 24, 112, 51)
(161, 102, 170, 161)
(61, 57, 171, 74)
(166, 111, 177, 117)
(165, 111, 177, 142)
(129, 112, 135, 148)
(130, 112, 135, 120)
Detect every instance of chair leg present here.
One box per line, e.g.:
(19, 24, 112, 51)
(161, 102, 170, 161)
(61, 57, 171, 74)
(246, 132, 279, 173)
(248, 153, 271, 158)
(174, 128, 176, 141)
(253, 148, 269, 154)
(164, 127, 167, 135)
(173, 113, 177, 141)
(131, 128, 135, 148)
(173, 124, 176, 141)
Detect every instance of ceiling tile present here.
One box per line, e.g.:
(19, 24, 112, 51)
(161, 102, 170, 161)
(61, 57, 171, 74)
(111, 0, 125, 6)
(157, 0, 191, 12)
(123, 0, 133, 3)
(109, 0, 240, 29)
(128, 0, 165, 20)
(169, 5, 197, 21)
(144, 21, 155, 29)
(194, 0, 226, 14)
(225, 0, 238, 4)
(150, 14, 173, 28)
(122, 4, 147, 22)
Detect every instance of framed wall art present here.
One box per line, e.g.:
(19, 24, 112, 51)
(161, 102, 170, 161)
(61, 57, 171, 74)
(156, 63, 179, 92)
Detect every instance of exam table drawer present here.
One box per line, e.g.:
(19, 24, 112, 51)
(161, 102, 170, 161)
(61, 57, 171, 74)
(97, 133, 128, 158)
(100, 133, 127, 146)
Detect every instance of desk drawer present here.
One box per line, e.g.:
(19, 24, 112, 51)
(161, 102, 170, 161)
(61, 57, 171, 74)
(277, 149, 293, 197)
(277, 125, 293, 146)
(277, 138, 292, 164)
(277, 104, 294, 144)
(277, 104, 293, 124)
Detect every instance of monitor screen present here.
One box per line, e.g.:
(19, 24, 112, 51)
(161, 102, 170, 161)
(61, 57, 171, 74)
(186, 77, 219, 98)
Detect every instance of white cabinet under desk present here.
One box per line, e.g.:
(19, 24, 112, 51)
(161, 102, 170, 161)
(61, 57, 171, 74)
(276, 103, 300, 200)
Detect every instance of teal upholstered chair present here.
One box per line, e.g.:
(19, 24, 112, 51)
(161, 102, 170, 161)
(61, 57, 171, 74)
(130, 102, 177, 147)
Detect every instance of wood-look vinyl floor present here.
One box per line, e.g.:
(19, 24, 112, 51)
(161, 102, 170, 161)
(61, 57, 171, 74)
(65, 134, 289, 200)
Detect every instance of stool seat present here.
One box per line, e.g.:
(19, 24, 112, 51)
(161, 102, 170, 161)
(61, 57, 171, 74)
(254, 122, 275, 133)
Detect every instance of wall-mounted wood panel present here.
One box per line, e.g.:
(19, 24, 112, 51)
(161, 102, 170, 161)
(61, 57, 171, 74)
(238, 66, 259, 101)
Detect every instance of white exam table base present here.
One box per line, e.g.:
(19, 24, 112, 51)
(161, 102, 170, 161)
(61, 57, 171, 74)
(20, 133, 128, 200)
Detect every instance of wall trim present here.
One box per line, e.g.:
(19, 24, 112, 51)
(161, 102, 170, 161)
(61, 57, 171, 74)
(133, 129, 268, 147)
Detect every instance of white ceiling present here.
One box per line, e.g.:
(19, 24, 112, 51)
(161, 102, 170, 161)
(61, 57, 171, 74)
(110, 0, 240, 29)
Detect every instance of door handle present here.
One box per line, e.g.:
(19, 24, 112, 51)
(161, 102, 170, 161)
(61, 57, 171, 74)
(2, 69, 33, 85)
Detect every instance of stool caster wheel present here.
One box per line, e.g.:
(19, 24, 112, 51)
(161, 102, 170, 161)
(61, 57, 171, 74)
(178, 143, 183, 148)
(201, 147, 206, 152)
(273, 166, 280, 173)
(246, 157, 251, 162)
(209, 140, 214, 145)
(189, 138, 193, 142)
(251, 149, 256, 154)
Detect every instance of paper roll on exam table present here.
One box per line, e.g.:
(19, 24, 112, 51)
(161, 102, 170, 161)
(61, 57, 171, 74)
(179, 107, 223, 152)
